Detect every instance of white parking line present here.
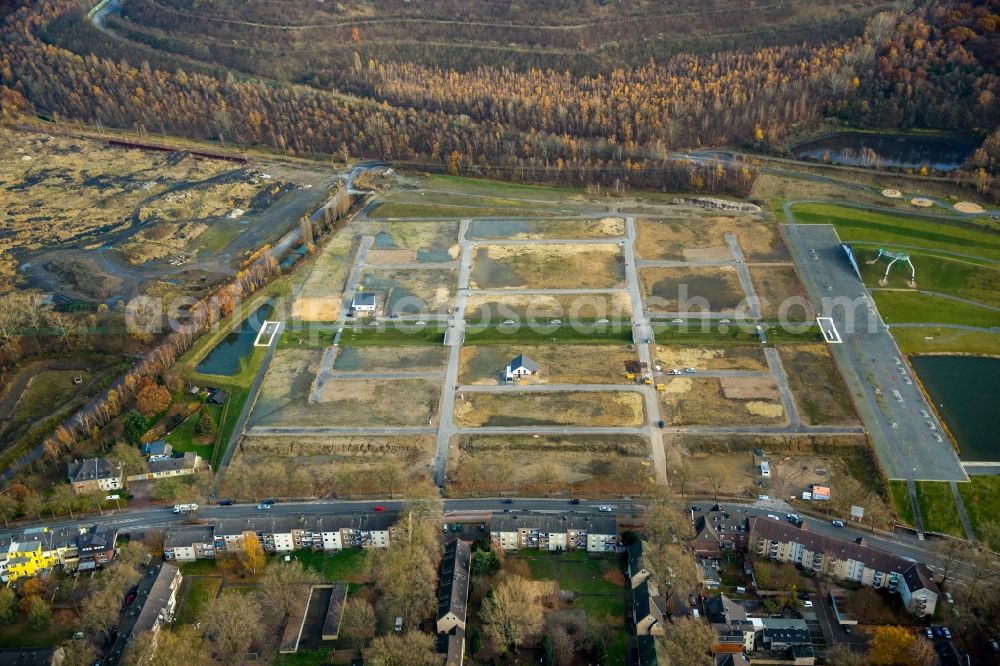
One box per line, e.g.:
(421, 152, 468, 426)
(253, 320, 281, 347)
(817, 317, 842, 344)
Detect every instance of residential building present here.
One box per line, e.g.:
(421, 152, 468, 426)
(707, 593, 756, 654)
(206, 389, 228, 405)
(715, 654, 750, 666)
(899, 562, 939, 617)
(76, 525, 118, 570)
(627, 541, 652, 589)
(321, 583, 349, 641)
(131, 564, 182, 642)
(0, 524, 117, 581)
(211, 514, 397, 556)
(140, 440, 173, 460)
(164, 526, 216, 562)
(490, 512, 616, 552)
(508, 354, 538, 378)
(692, 504, 750, 557)
(436, 539, 470, 666)
(127, 452, 202, 482)
(350, 291, 376, 314)
(3, 541, 55, 581)
(67, 457, 123, 495)
(633, 578, 667, 636)
(748, 517, 910, 600)
(761, 618, 811, 650)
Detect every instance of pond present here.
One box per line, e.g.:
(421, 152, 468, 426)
(195, 303, 273, 376)
(791, 132, 976, 172)
(909, 355, 1000, 462)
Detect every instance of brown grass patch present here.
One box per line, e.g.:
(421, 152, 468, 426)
(654, 345, 767, 371)
(660, 377, 784, 426)
(454, 391, 644, 427)
(635, 216, 788, 262)
(778, 344, 858, 426)
(719, 376, 780, 400)
(293, 232, 357, 320)
(464, 292, 631, 320)
(749, 265, 810, 318)
(458, 345, 637, 384)
(470, 244, 624, 289)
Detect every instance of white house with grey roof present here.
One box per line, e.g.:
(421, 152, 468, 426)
(350, 291, 376, 314)
(507, 354, 539, 379)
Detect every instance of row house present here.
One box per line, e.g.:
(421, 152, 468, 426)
(0, 525, 117, 582)
(436, 539, 471, 666)
(67, 457, 123, 495)
(692, 505, 750, 557)
(747, 517, 938, 615)
(163, 526, 217, 562)
(490, 513, 617, 552)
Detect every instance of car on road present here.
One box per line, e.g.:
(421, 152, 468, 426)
(802, 600, 813, 608)
(550, 319, 562, 324)
(500, 499, 514, 504)
(374, 505, 385, 512)
(831, 519, 845, 527)
(502, 319, 515, 325)
(256, 503, 271, 511)
(568, 499, 580, 505)
(217, 499, 234, 506)
(668, 368, 681, 375)
(684, 367, 696, 373)
(767, 514, 780, 520)
(598, 506, 612, 512)
(688, 506, 701, 512)
(657, 420, 665, 428)
(786, 513, 800, 524)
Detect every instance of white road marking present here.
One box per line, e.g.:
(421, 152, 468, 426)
(817, 317, 842, 344)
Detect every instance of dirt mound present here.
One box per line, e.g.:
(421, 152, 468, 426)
(720, 376, 780, 400)
(44, 255, 124, 300)
(910, 197, 933, 207)
(954, 201, 985, 214)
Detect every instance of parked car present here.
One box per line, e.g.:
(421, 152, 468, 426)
(933, 627, 944, 639)
(261, 498, 276, 506)
(217, 499, 234, 506)
(394, 617, 403, 632)
(786, 513, 800, 524)
(925, 628, 933, 639)
(684, 367, 696, 373)
(374, 505, 385, 512)
(989, 638, 999, 652)
(945, 592, 953, 604)
(802, 600, 813, 608)
(831, 519, 845, 527)
(943, 627, 952, 639)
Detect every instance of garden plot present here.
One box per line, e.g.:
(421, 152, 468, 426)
(464, 292, 631, 322)
(367, 220, 460, 262)
(292, 232, 358, 320)
(447, 434, 651, 494)
(453, 391, 645, 427)
(654, 345, 768, 371)
(635, 215, 788, 262)
(469, 244, 625, 289)
(357, 268, 457, 314)
(332, 346, 448, 372)
(660, 376, 785, 425)
(640, 266, 747, 313)
(749, 265, 810, 318)
(458, 345, 637, 384)
(778, 344, 859, 425)
(466, 217, 625, 240)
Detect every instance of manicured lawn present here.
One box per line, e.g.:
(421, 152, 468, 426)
(294, 548, 370, 582)
(571, 593, 625, 623)
(371, 201, 559, 219)
(790, 203, 1000, 260)
(526, 557, 557, 581)
(893, 327, 1000, 355)
(559, 559, 621, 595)
(278, 324, 339, 349)
(273, 651, 331, 666)
(872, 291, 1000, 328)
(652, 322, 822, 345)
(338, 325, 447, 347)
(858, 250, 1000, 307)
(464, 324, 633, 345)
(889, 480, 915, 527)
(915, 481, 964, 537)
(957, 476, 1000, 550)
(175, 577, 222, 625)
(166, 404, 221, 460)
(179, 559, 223, 576)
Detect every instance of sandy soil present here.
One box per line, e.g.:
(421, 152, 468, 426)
(654, 345, 767, 371)
(660, 376, 785, 426)
(454, 391, 645, 427)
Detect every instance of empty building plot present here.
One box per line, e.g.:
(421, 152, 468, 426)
(332, 346, 449, 373)
(367, 220, 460, 263)
(466, 217, 625, 240)
(659, 376, 786, 426)
(749, 265, 811, 319)
(778, 344, 859, 426)
(469, 244, 625, 289)
(453, 391, 645, 427)
(292, 232, 358, 320)
(464, 291, 631, 322)
(640, 266, 748, 313)
(635, 216, 788, 262)
(654, 345, 768, 372)
(447, 434, 652, 495)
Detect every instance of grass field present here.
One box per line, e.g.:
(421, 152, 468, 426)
(464, 323, 634, 345)
(370, 201, 560, 218)
(872, 291, 1000, 328)
(652, 322, 823, 344)
(889, 480, 916, 527)
(891, 327, 1000, 355)
(857, 249, 1000, 307)
(749, 265, 809, 318)
(790, 203, 1000, 261)
(295, 548, 371, 583)
(458, 344, 637, 384)
(359, 268, 457, 314)
(165, 403, 222, 460)
(464, 291, 632, 322)
(956, 476, 1000, 550)
(467, 217, 624, 240)
(470, 244, 624, 289)
(915, 481, 964, 537)
(175, 577, 222, 625)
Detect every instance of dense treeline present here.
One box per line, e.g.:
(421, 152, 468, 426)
(1, 1, 758, 196)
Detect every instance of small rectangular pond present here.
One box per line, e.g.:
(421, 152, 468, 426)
(195, 303, 274, 376)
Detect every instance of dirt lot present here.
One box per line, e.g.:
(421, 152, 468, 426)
(230, 434, 437, 497)
(635, 215, 788, 262)
(368, 220, 459, 261)
(292, 232, 358, 320)
(654, 345, 767, 371)
(660, 376, 785, 425)
(447, 434, 652, 495)
(464, 292, 631, 321)
(333, 346, 448, 372)
(467, 217, 625, 240)
(454, 391, 645, 427)
(778, 345, 859, 425)
(640, 266, 747, 313)
(248, 349, 440, 427)
(470, 244, 625, 289)
(749, 266, 810, 318)
(358, 268, 457, 314)
(458, 345, 637, 384)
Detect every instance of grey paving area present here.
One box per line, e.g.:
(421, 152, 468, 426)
(780, 217, 967, 482)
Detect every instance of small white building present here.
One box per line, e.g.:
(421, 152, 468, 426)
(351, 292, 376, 314)
(509, 354, 539, 378)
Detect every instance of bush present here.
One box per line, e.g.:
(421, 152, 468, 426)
(196, 407, 217, 435)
